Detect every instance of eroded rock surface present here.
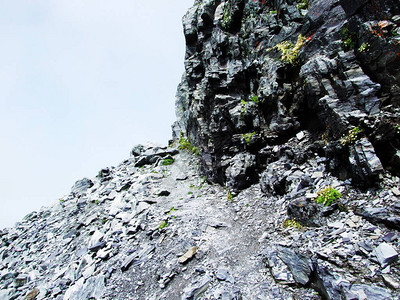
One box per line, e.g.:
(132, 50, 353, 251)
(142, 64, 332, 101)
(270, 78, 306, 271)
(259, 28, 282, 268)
(1, 144, 400, 299)
(172, 0, 400, 192)
(2, 0, 400, 299)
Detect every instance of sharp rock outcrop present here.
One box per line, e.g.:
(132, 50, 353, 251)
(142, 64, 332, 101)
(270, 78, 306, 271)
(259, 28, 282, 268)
(172, 0, 400, 193)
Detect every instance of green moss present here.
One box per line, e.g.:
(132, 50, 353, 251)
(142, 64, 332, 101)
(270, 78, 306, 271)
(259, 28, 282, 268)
(162, 158, 175, 166)
(283, 219, 303, 229)
(222, 2, 232, 30)
(168, 206, 177, 214)
(296, 0, 309, 10)
(178, 132, 199, 156)
(241, 100, 247, 118)
(341, 27, 357, 50)
(358, 42, 370, 52)
(322, 131, 330, 145)
(275, 34, 305, 64)
(315, 186, 341, 206)
(250, 95, 259, 105)
(227, 190, 233, 202)
(159, 221, 168, 229)
(340, 127, 362, 146)
(242, 132, 256, 145)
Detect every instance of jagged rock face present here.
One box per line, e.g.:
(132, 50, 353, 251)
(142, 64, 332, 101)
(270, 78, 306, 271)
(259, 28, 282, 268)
(172, 0, 400, 192)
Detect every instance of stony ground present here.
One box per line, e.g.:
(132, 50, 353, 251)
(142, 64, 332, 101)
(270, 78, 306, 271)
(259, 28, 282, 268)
(1, 144, 400, 299)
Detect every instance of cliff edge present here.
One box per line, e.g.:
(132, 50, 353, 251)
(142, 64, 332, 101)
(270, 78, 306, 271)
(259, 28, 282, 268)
(173, 0, 400, 193)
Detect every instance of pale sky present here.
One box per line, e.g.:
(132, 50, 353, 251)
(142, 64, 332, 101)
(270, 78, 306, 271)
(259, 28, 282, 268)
(0, 0, 194, 228)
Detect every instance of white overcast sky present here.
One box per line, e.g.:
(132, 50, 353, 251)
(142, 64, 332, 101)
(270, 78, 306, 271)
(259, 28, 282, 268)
(0, 0, 194, 228)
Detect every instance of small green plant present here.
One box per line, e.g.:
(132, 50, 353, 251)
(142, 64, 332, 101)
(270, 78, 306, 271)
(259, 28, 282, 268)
(275, 34, 305, 64)
(159, 221, 168, 229)
(222, 2, 232, 29)
(340, 127, 362, 145)
(168, 206, 178, 214)
(322, 131, 330, 145)
(250, 95, 259, 104)
(341, 27, 357, 50)
(241, 100, 247, 118)
(98, 170, 103, 177)
(297, 0, 309, 9)
(358, 42, 370, 52)
(227, 190, 233, 202)
(162, 158, 175, 166)
(270, 10, 277, 14)
(242, 132, 256, 145)
(315, 186, 341, 206)
(178, 132, 199, 156)
(94, 199, 99, 205)
(102, 217, 107, 224)
(283, 219, 303, 229)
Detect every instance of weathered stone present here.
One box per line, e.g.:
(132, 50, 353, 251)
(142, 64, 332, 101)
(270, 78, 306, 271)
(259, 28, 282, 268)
(374, 243, 398, 267)
(265, 247, 313, 286)
(287, 197, 326, 227)
(349, 138, 384, 186)
(356, 207, 400, 230)
(88, 241, 106, 253)
(63, 275, 105, 300)
(215, 268, 228, 281)
(2, 1, 400, 299)
(173, 0, 400, 193)
(14, 274, 29, 287)
(71, 178, 93, 197)
(121, 253, 137, 272)
(178, 246, 198, 264)
(225, 152, 257, 192)
(346, 284, 393, 300)
(382, 274, 400, 290)
(24, 287, 39, 300)
(182, 275, 211, 300)
(339, 0, 369, 17)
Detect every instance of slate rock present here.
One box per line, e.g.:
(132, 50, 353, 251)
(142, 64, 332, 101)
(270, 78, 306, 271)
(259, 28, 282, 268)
(216, 268, 228, 281)
(63, 275, 105, 300)
(71, 178, 94, 197)
(14, 274, 29, 287)
(24, 287, 39, 300)
(182, 275, 211, 300)
(339, 0, 369, 16)
(349, 138, 384, 186)
(356, 207, 400, 230)
(374, 242, 398, 267)
(346, 284, 393, 300)
(265, 246, 313, 286)
(88, 241, 106, 253)
(287, 197, 326, 227)
(121, 253, 137, 272)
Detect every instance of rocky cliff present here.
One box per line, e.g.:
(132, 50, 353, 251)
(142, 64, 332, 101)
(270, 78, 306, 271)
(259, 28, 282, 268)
(2, 0, 400, 299)
(172, 0, 400, 193)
